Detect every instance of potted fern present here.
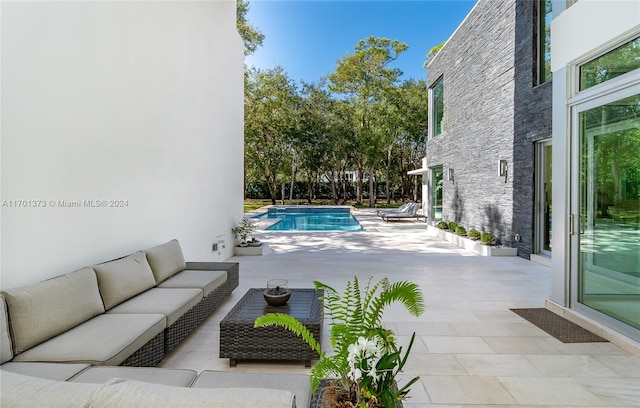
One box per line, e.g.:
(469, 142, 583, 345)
(255, 276, 425, 408)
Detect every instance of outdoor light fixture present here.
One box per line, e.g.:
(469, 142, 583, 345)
(499, 160, 508, 182)
(448, 168, 454, 181)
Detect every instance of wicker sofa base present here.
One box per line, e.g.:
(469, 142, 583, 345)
(164, 263, 240, 353)
(120, 331, 165, 367)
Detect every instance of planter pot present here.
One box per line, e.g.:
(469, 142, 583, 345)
(426, 225, 517, 257)
(309, 379, 403, 408)
(233, 243, 270, 256)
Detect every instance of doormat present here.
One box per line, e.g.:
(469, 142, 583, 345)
(511, 308, 608, 343)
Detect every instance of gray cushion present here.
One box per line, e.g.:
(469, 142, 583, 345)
(71, 366, 197, 387)
(88, 378, 296, 408)
(157, 270, 227, 296)
(106, 288, 202, 326)
(0, 362, 90, 381)
(144, 239, 186, 284)
(12, 314, 165, 366)
(1, 267, 105, 354)
(93, 252, 156, 310)
(193, 371, 311, 408)
(1, 294, 12, 363)
(0, 370, 101, 408)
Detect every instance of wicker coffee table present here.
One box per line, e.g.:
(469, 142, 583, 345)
(220, 288, 323, 367)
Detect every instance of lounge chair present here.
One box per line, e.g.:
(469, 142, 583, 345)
(376, 202, 412, 218)
(381, 202, 426, 222)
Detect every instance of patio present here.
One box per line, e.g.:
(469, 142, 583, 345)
(159, 208, 640, 407)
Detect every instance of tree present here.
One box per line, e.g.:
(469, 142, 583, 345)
(244, 67, 299, 204)
(237, 0, 264, 56)
(423, 41, 445, 68)
(378, 79, 429, 204)
(329, 37, 409, 207)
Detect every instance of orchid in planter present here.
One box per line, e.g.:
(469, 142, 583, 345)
(255, 276, 425, 408)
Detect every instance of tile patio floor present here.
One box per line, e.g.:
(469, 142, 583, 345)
(159, 208, 640, 407)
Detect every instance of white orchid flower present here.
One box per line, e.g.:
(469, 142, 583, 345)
(348, 367, 362, 382)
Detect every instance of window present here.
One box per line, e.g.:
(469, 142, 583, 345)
(580, 37, 640, 91)
(430, 166, 443, 220)
(535, 0, 552, 85)
(430, 77, 444, 137)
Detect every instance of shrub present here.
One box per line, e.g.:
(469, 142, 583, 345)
(448, 221, 458, 231)
(437, 221, 449, 229)
(455, 226, 467, 236)
(481, 232, 496, 245)
(468, 229, 481, 240)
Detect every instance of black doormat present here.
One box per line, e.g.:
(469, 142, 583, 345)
(511, 308, 608, 343)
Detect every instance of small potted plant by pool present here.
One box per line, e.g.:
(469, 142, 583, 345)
(231, 217, 256, 247)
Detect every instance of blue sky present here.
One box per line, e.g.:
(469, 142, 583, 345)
(245, 0, 477, 84)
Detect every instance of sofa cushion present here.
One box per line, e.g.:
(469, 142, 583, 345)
(70, 366, 197, 387)
(87, 378, 296, 408)
(1, 267, 105, 355)
(93, 252, 156, 310)
(192, 371, 311, 408)
(106, 288, 202, 326)
(0, 362, 90, 381)
(144, 239, 186, 284)
(157, 270, 227, 296)
(1, 295, 12, 363)
(0, 370, 102, 408)
(12, 314, 165, 366)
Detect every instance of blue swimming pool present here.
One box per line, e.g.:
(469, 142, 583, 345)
(255, 207, 363, 231)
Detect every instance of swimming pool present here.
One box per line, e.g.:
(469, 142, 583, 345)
(255, 207, 363, 231)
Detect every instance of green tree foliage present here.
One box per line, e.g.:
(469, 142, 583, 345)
(423, 41, 445, 68)
(244, 67, 299, 204)
(377, 79, 429, 203)
(243, 35, 429, 204)
(328, 37, 409, 207)
(236, 0, 264, 56)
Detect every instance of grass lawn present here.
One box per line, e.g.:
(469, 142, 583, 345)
(243, 199, 410, 213)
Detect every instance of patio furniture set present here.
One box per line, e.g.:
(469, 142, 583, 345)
(0, 239, 320, 407)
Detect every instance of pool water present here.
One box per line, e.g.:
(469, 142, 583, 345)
(255, 207, 363, 231)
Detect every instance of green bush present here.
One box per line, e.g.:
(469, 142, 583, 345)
(455, 226, 467, 236)
(481, 232, 496, 245)
(468, 229, 481, 240)
(448, 221, 458, 231)
(437, 221, 449, 229)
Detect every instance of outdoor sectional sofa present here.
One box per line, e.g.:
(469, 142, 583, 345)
(0, 239, 312, 407)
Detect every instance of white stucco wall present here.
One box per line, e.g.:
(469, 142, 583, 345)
(550, 0, 640, 305)
(551, 0, 640, 71)
(1, 1, 244, 289)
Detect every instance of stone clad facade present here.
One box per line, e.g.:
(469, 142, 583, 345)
(513, 1, 553, 257)
(424, 0, 552, 258)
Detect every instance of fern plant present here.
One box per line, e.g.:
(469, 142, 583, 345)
(255, 276, 425, 407)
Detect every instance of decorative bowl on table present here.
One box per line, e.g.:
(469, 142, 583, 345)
(263, 279, 291, 306)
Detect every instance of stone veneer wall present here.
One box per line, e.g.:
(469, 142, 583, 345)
(512, 0, 553, 258)
(426, 0, 516, 245)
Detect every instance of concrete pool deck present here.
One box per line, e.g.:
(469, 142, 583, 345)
(159, 208, 640, 407)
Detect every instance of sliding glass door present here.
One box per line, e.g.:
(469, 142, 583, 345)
(574, 90, 640, 332)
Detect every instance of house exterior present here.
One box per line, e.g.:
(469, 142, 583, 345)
(422, 0, 553, 261)
(0, 1, 244, 289)
(549, 0, 639, 344)
(421, 0, 639, 346)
